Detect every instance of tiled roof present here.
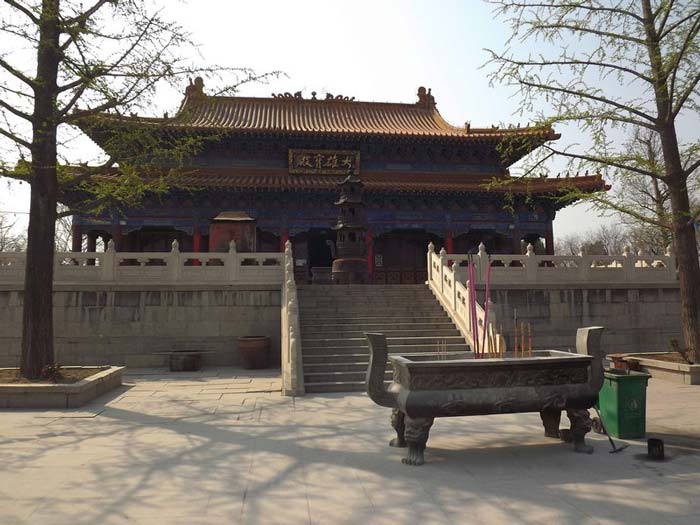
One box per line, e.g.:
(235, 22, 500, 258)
(82, 87, 558, 143)
(101, 167, 604, 196)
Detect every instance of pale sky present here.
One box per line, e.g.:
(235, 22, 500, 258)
(0, 0, 625, 240)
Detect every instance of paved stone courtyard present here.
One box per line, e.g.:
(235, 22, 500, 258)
(1, 369, 699, 525)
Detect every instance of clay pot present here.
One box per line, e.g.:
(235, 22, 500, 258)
(238, 336, 271, 369)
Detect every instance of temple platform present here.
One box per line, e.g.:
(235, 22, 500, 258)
(1, 369, 699, 524)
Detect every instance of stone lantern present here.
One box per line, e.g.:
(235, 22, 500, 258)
(331, 174, 368, 284)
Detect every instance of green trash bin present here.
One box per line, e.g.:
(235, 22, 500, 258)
(598, 368, 651, 439)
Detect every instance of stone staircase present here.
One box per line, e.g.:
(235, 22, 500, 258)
(298, 284, 470, 393)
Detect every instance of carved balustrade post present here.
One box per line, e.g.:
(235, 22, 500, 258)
(621, 245, 634, 281)
(101, 239, 116, 282)
(477, 242, 487, 283)
(577, 245, 589, 281)
(427, 242, 435, 284)
(665, 244, 677, 280)
(525, 243, 537, 282)
(170, 240, 180, 281)
(439, 247, 447, 298)
(227, 240, 239, 282)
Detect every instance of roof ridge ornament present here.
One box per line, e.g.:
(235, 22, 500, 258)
(184, 76, 206, 99)
(272, 91, 304, 99)
(271, 91, 356, 102)
(325, 93, 355, 102)
(416, 86, 436, 108)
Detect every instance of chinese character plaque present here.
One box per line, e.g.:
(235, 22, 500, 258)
(288, 149, 360, 175)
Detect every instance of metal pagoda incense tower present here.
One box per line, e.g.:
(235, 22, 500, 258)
(331, 174, 368, 284)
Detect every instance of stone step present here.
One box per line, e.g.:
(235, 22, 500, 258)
(297, 283, 458, 393)
(303, 381, 369, 393)
(302, 335, 466, 349)
(299, 284, 426, 292)
(304, 370, 392, 384)
(301, 342, 469, 355)
(300, 321, 455, 333)
(300, 309, 445, 318)
(300, 315, 449, 325)
(301, 329, 461, 339)
(302, 351, 470, 365)
(304, 361, 372, 373)
(300, 301, 439, 309)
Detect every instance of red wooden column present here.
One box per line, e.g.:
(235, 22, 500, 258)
(71, 222, 82, 252)
(193, 227, 202, 265)
(511, 228, 522, 254)
(365, 229, 374, 282)
(86, 232, 97, 265)
(445, 231, 454, 254)
(280, 227, 289, 252)
(111, 222, 122, 251)
(86, 232, 97, 252)
(445, 230, 454, 267)
(544, 230, 554, 255)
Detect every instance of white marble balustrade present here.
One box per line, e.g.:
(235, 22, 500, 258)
(0, 239, 284, 285)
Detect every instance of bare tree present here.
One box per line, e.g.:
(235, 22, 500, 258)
(556, 224, 627, 256)
(0, 213, 25, 251)
(488, 1, 700, 362)
(0, 1, 274, 378)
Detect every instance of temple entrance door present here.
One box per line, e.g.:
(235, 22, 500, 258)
(307, 228, 334, 283)
(454, 230, 510, 254)
(374, 229, 441, 284)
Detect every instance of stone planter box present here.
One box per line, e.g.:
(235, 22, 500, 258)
(0, 366, 124, 408)
(607, 353, 700, 385)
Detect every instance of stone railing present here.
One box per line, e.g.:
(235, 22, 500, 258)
(0, 240, 285, 285)
(437, 243, 677, 286)
(426, 241, 677, 354)
(427, 243, 500, 355)
(281, 241, 304, 396)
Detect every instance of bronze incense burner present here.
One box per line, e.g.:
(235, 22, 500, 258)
(365, 327, 605, 465)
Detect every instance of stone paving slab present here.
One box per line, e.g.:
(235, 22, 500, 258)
(1, 370, 699, 524)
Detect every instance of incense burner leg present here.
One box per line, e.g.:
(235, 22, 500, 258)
(390, 409, 407, 448)
(402, 416, 434, 466)
(567, 408, 594, 454)
(540, 408, 562, 439)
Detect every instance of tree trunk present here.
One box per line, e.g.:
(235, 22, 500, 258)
(20, 0, 60, 379)
(667, 180, 700, 364)
(641, 0, 700, 363)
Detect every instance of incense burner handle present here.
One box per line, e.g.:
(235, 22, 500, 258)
(365, 332, 399, 409)
(575, 326, 605, 394)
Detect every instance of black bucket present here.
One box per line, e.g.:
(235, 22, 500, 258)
(647, 438, 664, 460)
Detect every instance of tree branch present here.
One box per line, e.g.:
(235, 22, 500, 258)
(586, 193, 670, 229)
(518, 79, 657, 123)
(493, 2, 644, 23)
(542, 144, 664, 180)
(659, 7, 699, 40)
(529, 22, 646, 46)
(0, 98, 33, 122)
(668, 14, 700, 112)
(0, 126, 31, 149)
(655, 0, 675, 35)
(0, 58, 36, 88)
(64, 0, 114, 26)
(3, 0, 40, 24)
(505, 57, 653, 85)
(684, 157, 700, 179)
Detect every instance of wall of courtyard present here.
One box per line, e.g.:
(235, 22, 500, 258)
(0, 284, 281, 368)
(486, 284, 682, 355)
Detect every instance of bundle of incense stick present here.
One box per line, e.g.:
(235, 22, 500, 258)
(499, 324, 505, 358)
(513, 322, 533, 357)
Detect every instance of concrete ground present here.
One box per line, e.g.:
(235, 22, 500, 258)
(1, 369, 699, 525)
